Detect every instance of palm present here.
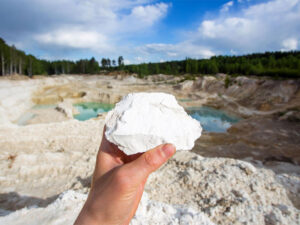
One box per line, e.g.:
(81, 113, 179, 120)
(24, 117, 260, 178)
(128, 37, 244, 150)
(93, 128, 142, 181)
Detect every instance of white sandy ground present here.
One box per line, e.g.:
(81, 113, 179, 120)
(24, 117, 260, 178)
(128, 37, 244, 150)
(0, 75, 299, 225)
(147, 152, 300, 225)
(0, 119, 102, 197)
(0, 76, 75, 124)
(0, 116, 299, 225)
(0, 191, 215, 225)
(0, 147, 299, 225)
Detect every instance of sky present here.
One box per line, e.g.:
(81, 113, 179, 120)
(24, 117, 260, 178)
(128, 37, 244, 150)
(0, 0, 299, 64)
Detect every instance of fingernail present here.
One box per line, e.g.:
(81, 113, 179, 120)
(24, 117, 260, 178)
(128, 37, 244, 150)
(162, 144, 176, 158)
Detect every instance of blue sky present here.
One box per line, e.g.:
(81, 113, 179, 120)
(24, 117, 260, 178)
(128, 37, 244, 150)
(0, 0, 299, 64)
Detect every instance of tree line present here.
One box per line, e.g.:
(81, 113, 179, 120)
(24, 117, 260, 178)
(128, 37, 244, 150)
(124, 52, 300, 78)
(0, 37, 124, 76)
(1, 37, 299, 77)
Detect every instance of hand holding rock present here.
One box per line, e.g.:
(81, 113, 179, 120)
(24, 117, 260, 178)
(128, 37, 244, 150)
(75, 130, 176, 225)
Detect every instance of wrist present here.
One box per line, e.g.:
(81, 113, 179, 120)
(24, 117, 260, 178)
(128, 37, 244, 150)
(74, 207, 100, 225)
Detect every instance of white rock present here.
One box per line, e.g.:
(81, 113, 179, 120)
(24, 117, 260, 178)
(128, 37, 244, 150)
(105, 92, 202, 155)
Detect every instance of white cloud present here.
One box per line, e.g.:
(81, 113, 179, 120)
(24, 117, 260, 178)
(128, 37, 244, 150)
(0, 0, 170, 57)
(282, 38, 298, 51)
(132, 0, 300, 63)
(221, 1, 234, 12)
(117, 2, 170, 34)
(130, 3, 169, 26)
(196, 0, 300, 54)
(35, 28, 109, 50)
(124, 59, 131, 65)
(37, 1, 169, 52)
(1, 0, 300, 63)
(136, 42, 215, 62)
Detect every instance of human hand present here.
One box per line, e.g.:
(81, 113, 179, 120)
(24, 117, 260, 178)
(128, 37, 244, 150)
(74, 128, 176, 225)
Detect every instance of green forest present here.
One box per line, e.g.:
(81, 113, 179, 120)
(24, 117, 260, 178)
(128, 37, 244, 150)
(1, 37, 300, 78)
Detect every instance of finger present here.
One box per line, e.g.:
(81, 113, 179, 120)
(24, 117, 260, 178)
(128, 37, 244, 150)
(122, 144, 176, 183)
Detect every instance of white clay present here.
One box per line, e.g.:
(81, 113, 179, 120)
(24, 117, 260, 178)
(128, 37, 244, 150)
(105, 92, 202, 155)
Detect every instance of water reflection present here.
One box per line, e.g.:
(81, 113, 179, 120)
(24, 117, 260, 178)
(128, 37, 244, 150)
(187, 106, 240, 133)
(73, 102, 114, 121)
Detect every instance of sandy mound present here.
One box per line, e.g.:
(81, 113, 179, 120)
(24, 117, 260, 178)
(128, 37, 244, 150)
(0, 119, 104, 197)
(147, 152, 300, 225)
(0, 191, 215, 225)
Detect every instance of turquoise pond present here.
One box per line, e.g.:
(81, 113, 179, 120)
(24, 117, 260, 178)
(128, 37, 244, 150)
(187, 106, 240, 133)
(20, 103, 240, 132)
(73, 103, 240, 133)
(73, 102, 114, 121)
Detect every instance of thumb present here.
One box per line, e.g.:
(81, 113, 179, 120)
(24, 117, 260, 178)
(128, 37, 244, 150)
(122, 144, 176, 183)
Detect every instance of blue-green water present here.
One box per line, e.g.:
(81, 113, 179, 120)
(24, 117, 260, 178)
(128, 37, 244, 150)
(73, 103, 239, 132)
(73, 102, 114, 121)
(22, 103, 239, 132)
(187, 106, 240, 133)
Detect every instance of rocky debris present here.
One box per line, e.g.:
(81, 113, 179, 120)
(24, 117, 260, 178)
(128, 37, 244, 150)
(98, 92, 122, 104)
(173, 80, 194, 91)
(0, 119, 104, 198)
(194, 76, 224, 93)
(278, 110, 300, 122)
(132, 192, 215, 225)
(0, 190, 87, 225)
(55, 101, 77, 119)
(144, 74, 178, 83)
(105, 93, 202, 155)
(193, 116, 300, 166)
(33, 83, 88, 105)
(146, 151, 300, 225)
(123, 75, 138, 83)
(193, 76, 300, 117)
(0, 190, 215, 225)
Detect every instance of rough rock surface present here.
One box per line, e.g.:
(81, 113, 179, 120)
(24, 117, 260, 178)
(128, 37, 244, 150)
(0, 190, 215, 225)
(0, 119, 103, 198)
(105, 92, 202, 155)
(146, 151, 300, 225)
(192, 76, 300, 117)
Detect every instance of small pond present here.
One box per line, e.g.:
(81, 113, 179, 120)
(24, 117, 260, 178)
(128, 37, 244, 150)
(73, 103, 240, 132)
(17, 103, 240, 133)
(187, 106, 240, 133)
(73, 102, 114, 121)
